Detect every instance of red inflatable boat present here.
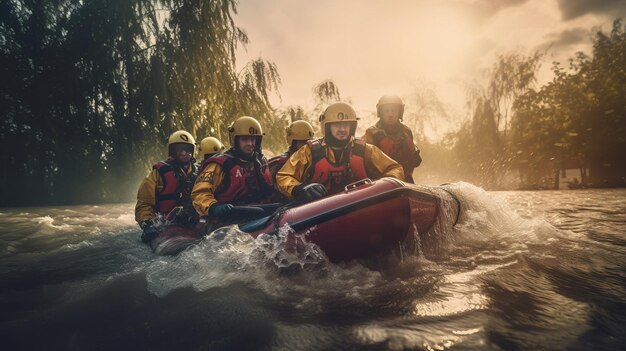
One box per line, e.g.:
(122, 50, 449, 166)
(149, 178, 460, 261)
(240, 177, 460, 262)
(149, 223, 204, 255)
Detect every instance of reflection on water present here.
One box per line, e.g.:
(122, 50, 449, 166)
(0, 184, 625, 350)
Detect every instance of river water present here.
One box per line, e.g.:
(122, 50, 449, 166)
(1, 183, 625, 350)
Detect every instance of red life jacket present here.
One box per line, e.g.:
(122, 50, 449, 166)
(197, 153, 221, 174)
(210, 149, 274, 205)
(268, 152, 290, 180)
(305, 139, 368, 194)
(369, 125, 420, 182)
(154, 160, 197, 215)
(197, 158, 210, 175)
(266, 153, 291, 203)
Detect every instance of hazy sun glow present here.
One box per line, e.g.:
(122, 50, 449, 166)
(402, 6, 474, 76)
(236, 0, 623, 137)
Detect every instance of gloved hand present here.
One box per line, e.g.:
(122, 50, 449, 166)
(141, 225, 159, 243)
(209, 203, 235, 217)
(292, 183, 327, 202)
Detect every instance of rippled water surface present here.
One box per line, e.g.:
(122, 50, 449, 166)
(1, 183, 625, 350)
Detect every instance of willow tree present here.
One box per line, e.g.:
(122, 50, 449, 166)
(405, 85, 452, 141)
(0, 0, 282, 206)
(311, 79, 342, 117)
(453, 52, 542, 188)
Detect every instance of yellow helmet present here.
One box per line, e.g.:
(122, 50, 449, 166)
(318, 102, 359, 136)
(376, 94, 405, 120)
(286, 120, 315, 145)
(227, 116, 264, 146)
(168, 130, 196, 154)
(199, 137, 225, 158)
(168, 130, 195, 146)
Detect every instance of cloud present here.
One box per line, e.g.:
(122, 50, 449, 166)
(537, 27, 591, 52)
(557, 0, 626, 20)
(475, 0, 530, 14)
(452, 0, 531, 26)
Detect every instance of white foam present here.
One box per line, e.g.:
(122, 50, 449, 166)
(145, 223, 385, 298)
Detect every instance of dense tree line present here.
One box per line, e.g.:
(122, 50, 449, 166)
(511, 19, 626, 189)
(416, 19, 625, 189)
(0, 0, 284, 206)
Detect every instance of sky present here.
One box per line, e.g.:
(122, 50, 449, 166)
(234, 0, 626, 137)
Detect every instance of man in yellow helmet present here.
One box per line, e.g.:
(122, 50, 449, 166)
(267, 120, 315, 203)
(268, 120, 315, 180)
(276, 102, 404, 201)
(197, 136, 225, 173)
(135, 130, 198, 243)
(363, 94, 422, 183)
(191, 116, 274, 220)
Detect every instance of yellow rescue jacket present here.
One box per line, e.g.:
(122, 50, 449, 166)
(134, 161, 195, 224)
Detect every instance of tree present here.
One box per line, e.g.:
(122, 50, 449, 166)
(453, 52, 542, 188)
(510, 19, 626, 188)
(0, 0, 283, 206)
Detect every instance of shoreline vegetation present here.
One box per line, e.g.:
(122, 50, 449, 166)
(1, 1, 624, 206)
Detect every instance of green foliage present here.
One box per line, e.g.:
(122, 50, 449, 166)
(0, 0, 281, 206)
(511, 19, 626, 188)
(421, 21, 625, 190)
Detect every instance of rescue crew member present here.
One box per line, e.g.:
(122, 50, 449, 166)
(197, 136, 225, 174)
(276, 102, 404, 202)
(268, 120, 315, 180)
(191, 116, 274, 220)
(363, 94, 422, 183)
(267, 120, 315, 203)
(135, 130, 198, 243)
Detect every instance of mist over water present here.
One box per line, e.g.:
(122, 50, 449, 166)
(1, 184, 625, 350)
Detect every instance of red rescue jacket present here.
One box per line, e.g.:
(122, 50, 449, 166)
(368, 124, 421, 183)
(268, 152, 290, 180)
(154, 160, 197, 215)
(210, 149, 274, 205)
(305, 139, 368, 194)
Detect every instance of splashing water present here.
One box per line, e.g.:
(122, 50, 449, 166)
(1, 185, 625, 350)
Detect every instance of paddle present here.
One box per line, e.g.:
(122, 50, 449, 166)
(202, 205, 274, 233)
(226, 205, 266, 219)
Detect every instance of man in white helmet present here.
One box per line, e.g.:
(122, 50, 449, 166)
(191, 116, 274, 220)
(363, 94, 422, 183)
(276, 102, 404, 202)
(135, 130, 198, 243)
